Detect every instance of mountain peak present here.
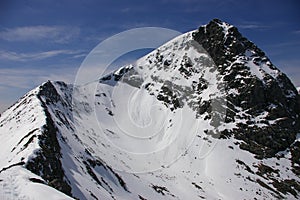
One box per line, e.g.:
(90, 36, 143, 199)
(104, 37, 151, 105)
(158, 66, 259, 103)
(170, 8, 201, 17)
(210, 18, 232, 29)
(194, 19, 300, 158)
(194, 19, 263, 66)
(0, 20, 300, 199)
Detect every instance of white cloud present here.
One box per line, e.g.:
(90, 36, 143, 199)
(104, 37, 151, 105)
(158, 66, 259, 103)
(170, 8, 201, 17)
(0, 100, 13, 114)
(237, 24, 269, 30)
(0, 68, 40, 89)
(121, 7, 131, 13)
(293, 30, 300, 34)
(0, 49, 84, 62)
(274, 59, 300, 87)
(0, 25, 80, 43)
(0, 66, 77, 89)
(0, 66, 78, 113)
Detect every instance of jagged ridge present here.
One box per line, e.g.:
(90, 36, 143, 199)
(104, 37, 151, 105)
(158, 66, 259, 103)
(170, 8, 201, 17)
(193, 19, 300, 159)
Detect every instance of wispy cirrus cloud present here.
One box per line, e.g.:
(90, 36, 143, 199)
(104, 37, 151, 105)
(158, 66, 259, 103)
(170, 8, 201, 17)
(0, 25, 80, 43)
(274, 59, 300, 87)
(0, 49, 85, 62)
(0, 66, 76, 90)
(237, 23, 270, 30)
(0, 66, 77, 113)
(0, 68, 44, 89)
(293, 30, 300, 34)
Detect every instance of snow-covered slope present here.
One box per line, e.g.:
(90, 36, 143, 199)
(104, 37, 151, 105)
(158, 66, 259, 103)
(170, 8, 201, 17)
(0, 19, 300, 200)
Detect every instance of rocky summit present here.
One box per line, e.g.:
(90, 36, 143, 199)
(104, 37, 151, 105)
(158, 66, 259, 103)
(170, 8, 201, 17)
(194, 19, 300, 159)
(0, 19, 299, 200)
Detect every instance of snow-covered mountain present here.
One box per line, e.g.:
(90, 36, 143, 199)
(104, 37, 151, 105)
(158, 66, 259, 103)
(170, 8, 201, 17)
(0, 19, 300, 199)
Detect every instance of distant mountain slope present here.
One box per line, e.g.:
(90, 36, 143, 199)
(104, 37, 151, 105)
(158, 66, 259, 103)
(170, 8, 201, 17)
(0, 19, 299, 200)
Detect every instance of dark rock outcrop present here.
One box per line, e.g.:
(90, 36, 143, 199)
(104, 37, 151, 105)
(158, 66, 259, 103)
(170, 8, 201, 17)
(25, 81, 72, 196)
(193, 19, 300, 159)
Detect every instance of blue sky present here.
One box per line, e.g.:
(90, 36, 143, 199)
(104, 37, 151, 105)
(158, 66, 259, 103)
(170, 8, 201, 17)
(0, 0, 299, 112)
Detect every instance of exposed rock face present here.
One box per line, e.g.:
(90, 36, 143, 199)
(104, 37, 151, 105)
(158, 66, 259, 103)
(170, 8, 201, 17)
(25, 82, 72, 196)
(193, 19, 300, 160)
